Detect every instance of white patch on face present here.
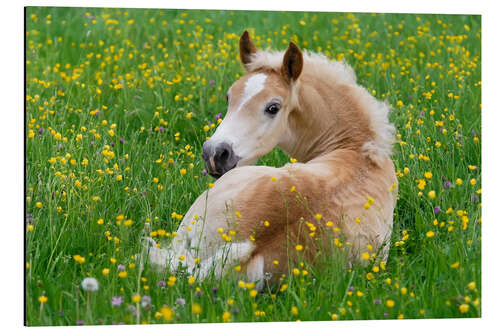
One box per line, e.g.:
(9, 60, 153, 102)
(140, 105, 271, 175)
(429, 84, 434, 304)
(236, 73, 267, 112)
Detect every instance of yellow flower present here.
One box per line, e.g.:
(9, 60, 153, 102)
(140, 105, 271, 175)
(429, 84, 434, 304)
(424, 171, 433, 179)
(132, 294, 141, 303)
(470, 179, 477, 186)
(36, 202, 43, 209)
(366, 272, 374, 280)
(467, 282, 476, 290)
(73, 254, 85, 264)
(188, 276, 195, 285)
(291, 306, 299, 316)
(456, 178, 463, 185)
(249, 289, 258, 298)
(180, 168, 187, 175)
(161, 306, 174, 321)
(428, 190, 436, 199)
(222, 311, 231, 322)
(331, 313, 338, 320)
(192, 303, 202, 315)
(361, 252, 370, 260)
(426, 230, 435, 238)
(295, 244, 303, 251)
(118, 271, 127, 278)
(459, 303, 469, 313)
(27, 224, 34, 232)
(386, 299, 395, 308)
(102, 268, 110, 276)
(38, 295, 48, 304)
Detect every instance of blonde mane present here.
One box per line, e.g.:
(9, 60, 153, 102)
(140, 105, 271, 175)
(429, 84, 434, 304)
(247, 49, 395, 166)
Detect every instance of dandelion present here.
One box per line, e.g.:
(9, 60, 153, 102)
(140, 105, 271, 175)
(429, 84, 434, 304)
(426, 230, 435, 238)
(459, 303, 469, 313)
(428, 190, 436, 199)
(386, 299, 395, 308)
(295, 244, 303, 251)
(81, 277, 99, 292)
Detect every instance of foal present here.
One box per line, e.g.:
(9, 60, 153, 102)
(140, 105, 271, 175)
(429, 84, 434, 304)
(147, 31, 397, 290)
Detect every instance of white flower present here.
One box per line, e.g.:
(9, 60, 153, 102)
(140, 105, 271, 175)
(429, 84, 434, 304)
(81, 277, 99, 292)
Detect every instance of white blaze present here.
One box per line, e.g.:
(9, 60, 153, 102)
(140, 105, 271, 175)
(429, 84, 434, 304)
(210, 73, 268, 144)
(237, 73, 267, 112)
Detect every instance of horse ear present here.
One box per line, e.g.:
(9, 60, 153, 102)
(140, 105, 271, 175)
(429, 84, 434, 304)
(281, 42, 303, 83)
(239, 30, 257, 70)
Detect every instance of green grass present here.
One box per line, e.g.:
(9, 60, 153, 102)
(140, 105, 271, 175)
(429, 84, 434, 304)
(25, 7, 481, 325)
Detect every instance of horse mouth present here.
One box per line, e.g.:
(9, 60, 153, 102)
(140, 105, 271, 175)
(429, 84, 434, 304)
(205, 159, 239, 179)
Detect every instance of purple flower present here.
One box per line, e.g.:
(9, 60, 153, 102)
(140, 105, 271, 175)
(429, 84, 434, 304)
(90, 141, 94, 146)
(202, 169, 208, 176)
(117, 264, 125, 272)
(373, 299, 382, 305)
(95, 109, 101, 115)
(119, 137, 125, 144)
(419, 111, 425, 117)
(348, 286, 354, 292)
(215, 113, 222, 120)
(434, 206, 441, 214)
(110, 141, 115, 147)
(444, 181, 452, 189)
(141, 296, 152, 310)
(209, 79, 215, 85)
(456, 133, 462, 138)
(76, 320, 84, 325)
(157, 280, 166, 288)
(175, 298, 186, 307)
(111, 296, 123, 307)
(127, 305, 137, 316)
(384, 312, 389, 317)
(38, 127, 45, 135)
(212, 287, 218, 294)
(159, 126, 165, 133)
(471, 195, 479, 203)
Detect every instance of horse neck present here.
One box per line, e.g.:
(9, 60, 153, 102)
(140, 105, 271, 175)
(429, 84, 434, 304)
(280, 78, 375, 163)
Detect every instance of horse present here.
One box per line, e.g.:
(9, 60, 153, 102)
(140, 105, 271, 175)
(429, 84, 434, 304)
(146, 30, 398, 290)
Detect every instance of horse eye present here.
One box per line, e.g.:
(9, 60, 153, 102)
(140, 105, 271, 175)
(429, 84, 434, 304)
(265, 103, 281, 116)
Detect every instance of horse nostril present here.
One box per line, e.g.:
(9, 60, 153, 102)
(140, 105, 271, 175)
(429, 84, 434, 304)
(214, 142, 233, 168)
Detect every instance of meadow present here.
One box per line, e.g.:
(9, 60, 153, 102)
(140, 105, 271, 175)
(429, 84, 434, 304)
(25, 7, 481, 325)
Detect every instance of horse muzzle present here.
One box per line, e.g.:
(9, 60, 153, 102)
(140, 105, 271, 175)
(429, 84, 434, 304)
(202, 141, 240, 179)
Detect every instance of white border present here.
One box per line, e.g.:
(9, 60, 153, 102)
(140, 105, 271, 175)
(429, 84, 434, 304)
(2, 0, 499, 332)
